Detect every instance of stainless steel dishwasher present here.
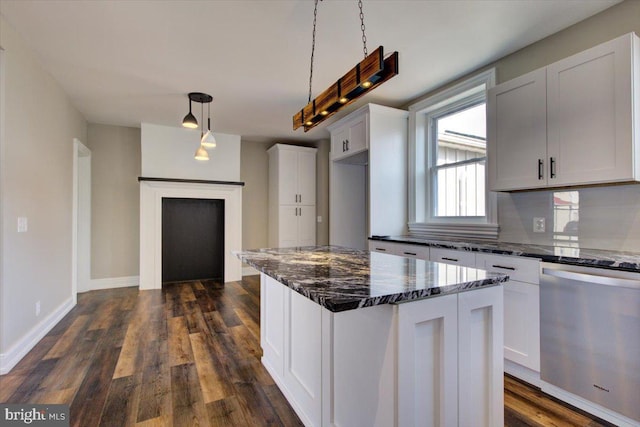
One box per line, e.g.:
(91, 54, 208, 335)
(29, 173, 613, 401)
(540, 262, 640, 424)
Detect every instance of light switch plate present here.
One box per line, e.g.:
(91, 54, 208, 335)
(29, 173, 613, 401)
(533, 217, 545, 233)
(17, 217, 28, 233)
(317, 216, 322, 223)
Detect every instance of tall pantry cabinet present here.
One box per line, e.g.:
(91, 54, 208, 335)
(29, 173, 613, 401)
(268, 144, 317, 248)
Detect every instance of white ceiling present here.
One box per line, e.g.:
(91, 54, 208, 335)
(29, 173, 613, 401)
(0, 0, 620, 142)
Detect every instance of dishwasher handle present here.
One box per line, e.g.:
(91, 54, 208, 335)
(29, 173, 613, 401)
(542, 268, 640, 290)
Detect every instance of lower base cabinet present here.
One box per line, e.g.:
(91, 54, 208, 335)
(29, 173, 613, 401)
(260, 273, 504, 427)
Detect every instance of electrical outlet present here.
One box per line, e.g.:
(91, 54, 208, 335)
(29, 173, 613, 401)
(317, 216, 322, 223)
(35, 301, 41, 317)
(533, 217, 546, 233)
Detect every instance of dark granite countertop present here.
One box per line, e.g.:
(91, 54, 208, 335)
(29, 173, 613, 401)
(234, 246, 507, 313)
(369, 236, 640, 272)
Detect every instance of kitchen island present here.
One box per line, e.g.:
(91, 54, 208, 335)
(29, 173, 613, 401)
(235, 246, 507, 427)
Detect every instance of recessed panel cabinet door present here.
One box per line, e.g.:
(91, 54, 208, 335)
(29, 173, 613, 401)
(547, 34, 634, 186)
(297, 151, 317, 205)
(279, 149, 299, 205)
(488, 68, 548, 191)
(297, 206, 317, 247)
(278, 206, 299, 248)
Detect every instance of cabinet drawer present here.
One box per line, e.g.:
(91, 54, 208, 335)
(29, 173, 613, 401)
(476, 253, 540, 284)
(369, 241, 429, 259)
(430, 248, 476, 267)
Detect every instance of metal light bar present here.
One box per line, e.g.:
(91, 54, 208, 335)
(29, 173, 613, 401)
(293, 46, 399, 132)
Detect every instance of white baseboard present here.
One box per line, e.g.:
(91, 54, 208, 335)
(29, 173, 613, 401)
(540, 381, 639, 427)
(242, 266, 259, 276)
(0, 297, 75, 374)
(83, 275, 139, 292)
(504, 359, 541, 387)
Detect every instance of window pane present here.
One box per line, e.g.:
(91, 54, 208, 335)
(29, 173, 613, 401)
(435, 160, 486, 217)
(436, 103, 486, 166)
(433, 102, 486, 217)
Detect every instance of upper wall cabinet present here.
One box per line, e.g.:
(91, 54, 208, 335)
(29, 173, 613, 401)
(331, 113, 368, 162)
(488, 32, 640, 191)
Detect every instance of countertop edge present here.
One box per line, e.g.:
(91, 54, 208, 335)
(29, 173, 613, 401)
(369, 237, 640, 273)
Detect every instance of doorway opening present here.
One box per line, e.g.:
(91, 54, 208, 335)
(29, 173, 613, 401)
(72, 139, 91, 301)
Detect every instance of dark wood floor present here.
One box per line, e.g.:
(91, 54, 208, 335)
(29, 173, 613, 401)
(0, 276, 613, 427)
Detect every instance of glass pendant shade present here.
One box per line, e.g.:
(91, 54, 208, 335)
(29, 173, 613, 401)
(201, 130, 217, 148)
(194, 145, 209, 161)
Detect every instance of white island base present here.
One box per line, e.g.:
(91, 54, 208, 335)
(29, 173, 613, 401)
(260, 273, 504, 427)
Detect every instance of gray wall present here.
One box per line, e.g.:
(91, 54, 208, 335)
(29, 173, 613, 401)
(1, 16, 87, 355)
(86, 124, 141, 279)
(406, 0, 640, 251)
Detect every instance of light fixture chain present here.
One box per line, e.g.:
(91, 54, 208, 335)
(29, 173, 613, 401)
(308, 0, 320, 103)
(358, 0, 367, 57)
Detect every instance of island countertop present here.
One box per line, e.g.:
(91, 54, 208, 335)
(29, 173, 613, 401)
(234, 245, 508, 312)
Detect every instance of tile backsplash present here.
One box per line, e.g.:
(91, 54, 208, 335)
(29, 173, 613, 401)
(497, 183, 640, 252)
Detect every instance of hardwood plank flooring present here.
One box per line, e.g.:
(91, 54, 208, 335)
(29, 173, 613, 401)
(0, 276, 615, 426)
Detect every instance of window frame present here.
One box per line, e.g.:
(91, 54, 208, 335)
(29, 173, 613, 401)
(408, 69, 498, 240)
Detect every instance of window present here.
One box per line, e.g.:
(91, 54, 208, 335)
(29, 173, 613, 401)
(408, 69, 498, 239)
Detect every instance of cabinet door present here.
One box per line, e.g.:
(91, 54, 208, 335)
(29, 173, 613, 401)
(331, 126, 350, 160)
(503, 280, 540, 370)
(397, 293, 459, 427)
(346, 115, 367, 155)
(278, 206, 299, 248)
(547, 34, 635, 186)
(261, 274, 285, 377)
(458, 285, 504, 427)
(297, 151, 316, 205)
(488, 68, 548, 191)
(297, 206, 316, 247)
(279, 149, 299, 205)
(284, 289, 322, 426)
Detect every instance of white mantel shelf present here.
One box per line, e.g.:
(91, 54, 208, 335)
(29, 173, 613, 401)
(138, 176, 245, 186)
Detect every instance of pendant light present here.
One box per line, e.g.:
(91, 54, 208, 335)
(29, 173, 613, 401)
(182, 97, 198, 129)
(293, 0, 399, 132)
(181, 92, 214, 160)
(201, 102, 217, 148)
(194, 145, 210, 161)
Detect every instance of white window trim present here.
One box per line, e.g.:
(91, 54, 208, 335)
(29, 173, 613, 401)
(408, 68, 498, 240)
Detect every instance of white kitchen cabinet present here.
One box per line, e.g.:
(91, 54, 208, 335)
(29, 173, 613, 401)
(487, 68, 547, 191)
(476, 253, 541, 384)
(329, 104, 408, 250)
(268, 144, 317, 248)
(488, 32, 640, 191)
(430, 247, 476, 267)
(330, 113, 367, 161)
(368, 240, 430, 259)
(260, 272, 504, 427)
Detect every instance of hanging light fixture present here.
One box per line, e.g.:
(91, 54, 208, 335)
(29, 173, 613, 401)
(181, 92, 214, 160)
(201, 102, 217, 148)
(293, 0, 399, 132)
(182, 96, 198, 129)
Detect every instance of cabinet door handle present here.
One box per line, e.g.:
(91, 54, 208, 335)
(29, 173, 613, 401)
(538, 159, 544, 180)
(375, 248, 387, 252)
(404, 251, 417, 256)
(342, 140, 346, 152)
(550, 157, 556, 179)
(299, 194, 302, 203)
(295, 208, 298, 216)
(442, 257, 459, 262)
(492, 264, 516, 271)
(346, 139, 349, 151)
(299, 208, 302, 216)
